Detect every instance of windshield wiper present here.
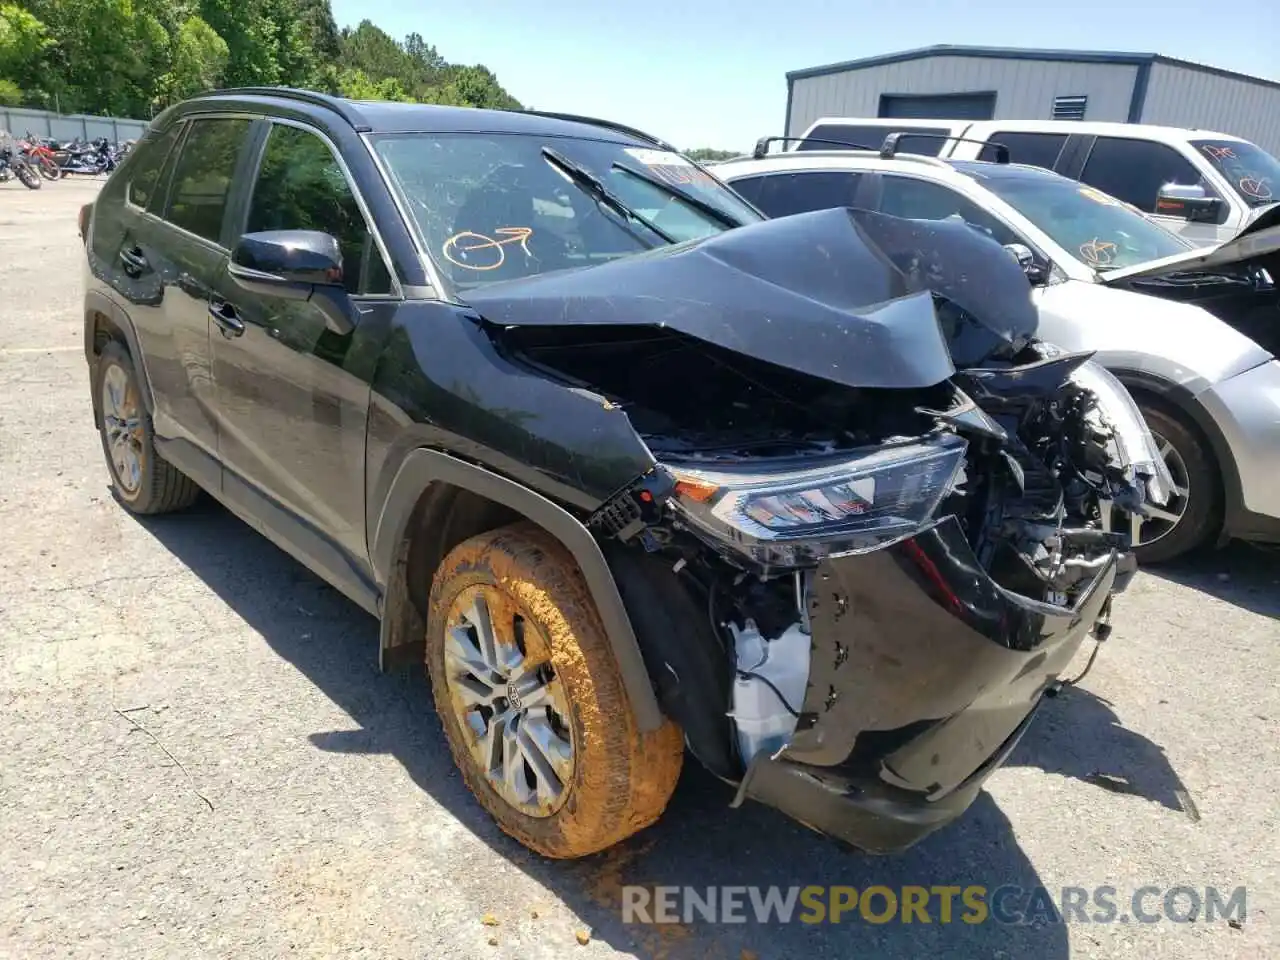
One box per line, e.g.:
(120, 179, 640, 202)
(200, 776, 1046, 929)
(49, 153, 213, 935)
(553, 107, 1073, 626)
(541, 147, 675, 245)
(611, 161, 742, 229)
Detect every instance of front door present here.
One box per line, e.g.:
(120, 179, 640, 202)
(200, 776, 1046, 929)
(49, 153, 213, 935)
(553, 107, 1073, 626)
(208, 121, 396, 583)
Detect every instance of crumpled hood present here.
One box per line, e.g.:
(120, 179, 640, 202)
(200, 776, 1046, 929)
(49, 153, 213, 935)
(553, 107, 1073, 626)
(462, 207, 1040, 390)
(1100, 202, 1280, 283)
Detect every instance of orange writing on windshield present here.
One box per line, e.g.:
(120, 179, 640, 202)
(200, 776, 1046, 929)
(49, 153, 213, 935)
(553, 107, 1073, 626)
(442, 227, 534, 271)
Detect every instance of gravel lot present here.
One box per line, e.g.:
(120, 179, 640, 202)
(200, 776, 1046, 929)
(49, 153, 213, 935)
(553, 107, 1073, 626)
(1, 177, 1277, 960)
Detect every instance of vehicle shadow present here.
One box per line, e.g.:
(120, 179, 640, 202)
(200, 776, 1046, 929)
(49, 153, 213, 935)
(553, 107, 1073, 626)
(1143, 541, 1279, 620)
(134, 501, 1092, 959)
(1008, 685, 1198, 820)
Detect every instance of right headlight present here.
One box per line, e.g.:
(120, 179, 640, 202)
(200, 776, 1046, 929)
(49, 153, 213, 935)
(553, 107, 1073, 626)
(662, 434, 968, 568)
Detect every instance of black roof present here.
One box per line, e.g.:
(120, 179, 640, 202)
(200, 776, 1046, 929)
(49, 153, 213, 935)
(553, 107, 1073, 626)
(181, 87, 672, 148)
(947, 159, 1064, 180)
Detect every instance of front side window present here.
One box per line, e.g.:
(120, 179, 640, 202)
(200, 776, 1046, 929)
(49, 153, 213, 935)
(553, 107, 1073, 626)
(979, 132, 1068, 171)
(879, 176, 1017, 246)
(163, 118, 253, 243)
(372, 133, 760, 288)
(1192, 139, 1280, 208)
(976, 171, 1190, 270)
(728, 171, 863, 218)
(247, 124, 392, 295)
(1079, 137, 1218, 215)
(126, 123, 183, 209)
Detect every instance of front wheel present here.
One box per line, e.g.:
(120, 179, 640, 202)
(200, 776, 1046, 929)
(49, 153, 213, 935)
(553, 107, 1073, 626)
(1115, 403, 1220, 564)
(14, 160, 41, 190)
(37, 157, 61, 180)
(426, 522, 684, 859)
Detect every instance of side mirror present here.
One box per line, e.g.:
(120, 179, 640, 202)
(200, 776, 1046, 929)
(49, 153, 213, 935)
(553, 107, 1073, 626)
(1154, 183, 1223, 224)
(1003, 242, 1048, 284)
(228, 230, 354, 335)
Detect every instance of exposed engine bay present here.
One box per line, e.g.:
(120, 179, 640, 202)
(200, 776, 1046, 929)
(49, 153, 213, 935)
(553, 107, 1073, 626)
(477, 206, 1169, 784)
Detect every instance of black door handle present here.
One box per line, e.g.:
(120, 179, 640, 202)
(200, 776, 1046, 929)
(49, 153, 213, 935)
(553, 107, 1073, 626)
(119, 246, 148, 276)
(209, 300, 245, 338)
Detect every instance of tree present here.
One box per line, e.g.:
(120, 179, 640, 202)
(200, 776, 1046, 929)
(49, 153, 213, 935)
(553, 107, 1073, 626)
(161, 15, 228, 103)
(686, 147, 738, 162)
(0, 0, 522, 116)
(0, 76, 21, 105)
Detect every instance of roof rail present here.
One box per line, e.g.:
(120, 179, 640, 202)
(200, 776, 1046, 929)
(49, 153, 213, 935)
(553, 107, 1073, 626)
(750, 136, 954, 169)
(879, 131, 1009, 163)
(517, 110, 675, 151)
(193, 86, 372, 132)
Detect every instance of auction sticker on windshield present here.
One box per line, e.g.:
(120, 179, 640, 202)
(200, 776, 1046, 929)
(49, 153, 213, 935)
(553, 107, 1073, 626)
(1078, 186, 1123, 207)
(623, 147, 718, 187)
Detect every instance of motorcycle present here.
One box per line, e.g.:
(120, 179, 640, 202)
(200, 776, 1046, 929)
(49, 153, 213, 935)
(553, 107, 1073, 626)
(56, 137, 120, 176)
(19, 133, 63, 181)
(0, 139, 43, 190)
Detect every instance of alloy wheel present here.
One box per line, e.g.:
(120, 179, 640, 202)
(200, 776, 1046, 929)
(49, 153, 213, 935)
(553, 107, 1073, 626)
(442, 584, 575, 818)
(1110, 430, 1190, 547)
(101, 363, 144, 496)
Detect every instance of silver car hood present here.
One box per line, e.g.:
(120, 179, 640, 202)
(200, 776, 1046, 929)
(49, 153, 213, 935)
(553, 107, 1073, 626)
(1099, 203, 1280, 283)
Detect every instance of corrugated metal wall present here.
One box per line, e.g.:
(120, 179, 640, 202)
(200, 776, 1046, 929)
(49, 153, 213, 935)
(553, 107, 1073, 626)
(1140, 63, 1280, 154)
(0, 106, 149, 144)
(787, 57, 1139, 136)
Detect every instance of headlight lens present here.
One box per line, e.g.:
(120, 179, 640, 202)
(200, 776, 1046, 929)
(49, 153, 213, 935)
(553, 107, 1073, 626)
(664, 434, 967, 567)
(1068, 360, 1174, 507)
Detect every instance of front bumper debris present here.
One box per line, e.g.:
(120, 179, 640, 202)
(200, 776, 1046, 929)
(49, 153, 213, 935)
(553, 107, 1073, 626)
(731, 515, 1121, 853)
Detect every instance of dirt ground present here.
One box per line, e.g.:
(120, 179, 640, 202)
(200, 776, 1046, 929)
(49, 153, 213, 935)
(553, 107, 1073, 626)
(1, 176, 1277, 960)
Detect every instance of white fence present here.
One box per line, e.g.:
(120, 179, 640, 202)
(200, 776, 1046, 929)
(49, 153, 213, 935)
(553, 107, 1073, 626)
(0, 106, 149, 143)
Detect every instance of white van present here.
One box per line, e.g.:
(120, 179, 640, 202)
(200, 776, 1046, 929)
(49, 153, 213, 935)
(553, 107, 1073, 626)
(795, 117, 1280, 246)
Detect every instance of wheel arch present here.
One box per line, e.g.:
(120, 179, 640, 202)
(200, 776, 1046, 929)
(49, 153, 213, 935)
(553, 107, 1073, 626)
(371, 448, 664, 733)
(1111, 367, 1239, 545)
(84, 290, 154, 422)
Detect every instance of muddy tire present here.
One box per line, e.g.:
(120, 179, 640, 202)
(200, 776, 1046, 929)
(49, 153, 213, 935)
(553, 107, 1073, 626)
(426, 522, 684, 858)
(94, 341, 200, 515)
(1133, 402, 1219, 565)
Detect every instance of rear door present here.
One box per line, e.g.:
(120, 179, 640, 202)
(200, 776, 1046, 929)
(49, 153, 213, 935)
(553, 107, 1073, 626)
(208, 119, 397, 583)
(146, 116, 258, 468)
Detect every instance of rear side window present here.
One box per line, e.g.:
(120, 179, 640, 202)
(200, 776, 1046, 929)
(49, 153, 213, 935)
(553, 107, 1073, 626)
(126, 124, 183, 209)
(879, 176, 1017, 245)
(979, 132, 1068, 170)
(800, 124, 948, 156)
(163, 118, 253, 243)
(246, 124, 392, 295)
(729, 171, 863, 218)
(1079, 137, 1218, 214)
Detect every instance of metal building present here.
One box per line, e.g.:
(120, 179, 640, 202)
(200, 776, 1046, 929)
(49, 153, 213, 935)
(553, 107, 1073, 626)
(785, 45, 1280, 153)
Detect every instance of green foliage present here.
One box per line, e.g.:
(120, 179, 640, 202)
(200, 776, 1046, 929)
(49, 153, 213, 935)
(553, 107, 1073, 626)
(686, 148, 738, 162)
(0, 0, 520, 117)
(0, 75, 22, 105)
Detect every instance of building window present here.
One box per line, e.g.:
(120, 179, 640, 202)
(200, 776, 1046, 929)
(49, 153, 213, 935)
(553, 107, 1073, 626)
(1052, 95, 1088, 121)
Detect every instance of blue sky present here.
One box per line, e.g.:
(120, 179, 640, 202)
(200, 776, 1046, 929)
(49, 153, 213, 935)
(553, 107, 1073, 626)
(332, 0, 1278, 151)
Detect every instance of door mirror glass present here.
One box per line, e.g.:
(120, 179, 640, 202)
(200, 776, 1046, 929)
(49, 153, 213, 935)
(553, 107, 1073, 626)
(1154, 183, 1225, 223)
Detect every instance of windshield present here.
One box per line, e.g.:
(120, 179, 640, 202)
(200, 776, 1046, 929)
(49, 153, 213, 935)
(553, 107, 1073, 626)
(1192, 139, 1280, 208)
(372, 133, 761, 289)
(978, 173, 1190, 270)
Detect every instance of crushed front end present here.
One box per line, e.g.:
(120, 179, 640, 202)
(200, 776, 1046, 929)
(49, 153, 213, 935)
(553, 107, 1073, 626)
(481, 208, 1170, 852)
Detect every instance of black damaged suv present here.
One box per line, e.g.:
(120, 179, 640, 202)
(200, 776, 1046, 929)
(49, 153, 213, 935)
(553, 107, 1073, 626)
(81, 87, 1165, 858)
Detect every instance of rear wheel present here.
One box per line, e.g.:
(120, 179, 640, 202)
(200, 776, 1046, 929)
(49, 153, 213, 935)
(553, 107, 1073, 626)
(426, 522, 684, 858)
(1115, 403, 1220, 564)
(94, 341, 200, 514)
